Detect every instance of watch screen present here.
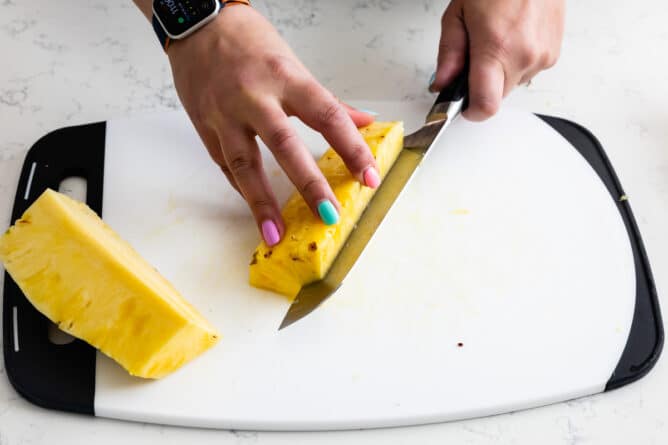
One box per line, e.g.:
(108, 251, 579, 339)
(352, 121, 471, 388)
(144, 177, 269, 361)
(154, 0, 217, 36)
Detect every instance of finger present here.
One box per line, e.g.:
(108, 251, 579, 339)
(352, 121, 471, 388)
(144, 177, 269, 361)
(217, 124, 285, 245)
(286, 81, 380, 189)
(340, 102, 376, 128)
(463, 48, 505, 121)
(519, 68, 539, 87)
(502, 43, 541, 97)
(191, 120, 241, 193)
(503, 51, 545, 97)
(502, 67, 525, 98)
(431, 1, 468, 92)
(517, 46, 558, 90)
(254, 104, 342, 225)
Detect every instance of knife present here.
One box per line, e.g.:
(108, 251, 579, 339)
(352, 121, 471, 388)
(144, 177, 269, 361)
(279, 70, 469, 330)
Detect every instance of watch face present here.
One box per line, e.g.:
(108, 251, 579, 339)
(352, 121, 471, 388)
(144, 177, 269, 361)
(154, 0, 217, 37)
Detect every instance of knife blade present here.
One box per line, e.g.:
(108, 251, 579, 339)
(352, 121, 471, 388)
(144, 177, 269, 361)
(279, 70, 469, 330)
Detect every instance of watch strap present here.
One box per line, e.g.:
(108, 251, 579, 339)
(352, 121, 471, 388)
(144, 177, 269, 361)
(151, 14, 171, 51)
(152, 0, 251, 52)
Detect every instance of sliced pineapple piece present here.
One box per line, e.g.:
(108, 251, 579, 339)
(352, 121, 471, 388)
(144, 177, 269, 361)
(0, 189, 219, 379)
(249, 121, 404, 298)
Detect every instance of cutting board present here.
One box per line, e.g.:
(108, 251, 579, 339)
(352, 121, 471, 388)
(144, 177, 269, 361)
(2, 101, 662, 430)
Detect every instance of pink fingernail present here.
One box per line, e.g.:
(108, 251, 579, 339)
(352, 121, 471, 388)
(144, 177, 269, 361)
(363, 167, 381, 189)
(261, 220, 280, 246)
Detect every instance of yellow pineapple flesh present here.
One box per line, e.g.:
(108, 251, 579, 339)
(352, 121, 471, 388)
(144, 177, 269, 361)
(249, 121, 404, 298)
(0, 189, 220, 379)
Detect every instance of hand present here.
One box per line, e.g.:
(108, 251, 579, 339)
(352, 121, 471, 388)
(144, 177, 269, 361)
(167, 6, 379, 246)
(430, 0, 565, 121)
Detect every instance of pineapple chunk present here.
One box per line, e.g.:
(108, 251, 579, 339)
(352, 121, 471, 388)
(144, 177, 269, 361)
(0, 189, 219, 379)
(249, 121, 404, 298)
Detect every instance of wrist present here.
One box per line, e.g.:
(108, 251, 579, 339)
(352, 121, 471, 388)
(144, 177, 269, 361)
(133, 0, 153, 21)
(153, 0, 252, 53)
(166, 4, 258, 59)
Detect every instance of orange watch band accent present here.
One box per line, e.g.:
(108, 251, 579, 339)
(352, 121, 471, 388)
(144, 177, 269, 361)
(223, 0, 251, 6)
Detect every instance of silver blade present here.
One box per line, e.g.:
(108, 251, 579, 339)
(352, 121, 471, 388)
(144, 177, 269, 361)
(279, 100, 464, 330)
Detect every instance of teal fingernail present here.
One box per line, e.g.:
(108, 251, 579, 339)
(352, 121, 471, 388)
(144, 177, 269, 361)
(428, 71, 436, 89)
(357, 108, 379, 117)
(317, 200, 339, 226)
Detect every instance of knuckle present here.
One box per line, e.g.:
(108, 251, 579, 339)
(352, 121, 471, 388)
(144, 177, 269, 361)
(236, 64, 255, 85)
(268, 126, 297, 156)
(249, 197, 274, 210)
(299, 176, 325, 197)
(345, 143, 371, 167)
(234, 67, 257, 97)
(317, 101, 347, 129)
(266, 55, 294, 81)
(518, 42, 540, 68)
(229, 153, 257, 176)
(484, 31, 511, 61)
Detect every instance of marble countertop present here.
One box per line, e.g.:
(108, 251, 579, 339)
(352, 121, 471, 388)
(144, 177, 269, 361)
(1, 0, 667, 443)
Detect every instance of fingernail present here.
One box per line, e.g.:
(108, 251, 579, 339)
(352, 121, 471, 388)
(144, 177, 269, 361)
(357, 108, 379, 117)
(261, 219, 280, 246)
(317, 200, 339, 226)
(363, 167, 380, 189)
(428, 71, 436, 90)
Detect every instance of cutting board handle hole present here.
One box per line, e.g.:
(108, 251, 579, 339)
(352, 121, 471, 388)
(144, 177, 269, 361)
(47, 322, 75, 345)
(58, 176, 87, 203)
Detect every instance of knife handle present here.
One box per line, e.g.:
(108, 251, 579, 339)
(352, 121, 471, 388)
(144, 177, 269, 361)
(436, 63, 469, 105)
(427, 63, 469, 123)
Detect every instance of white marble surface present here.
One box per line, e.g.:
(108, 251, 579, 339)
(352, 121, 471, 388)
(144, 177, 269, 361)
(1, 0, 667, 443)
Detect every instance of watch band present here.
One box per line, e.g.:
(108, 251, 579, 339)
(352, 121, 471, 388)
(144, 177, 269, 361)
(152, 0, 251, 52)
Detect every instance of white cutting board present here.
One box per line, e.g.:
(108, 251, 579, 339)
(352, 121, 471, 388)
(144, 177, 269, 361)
(93, 101, 635, 430)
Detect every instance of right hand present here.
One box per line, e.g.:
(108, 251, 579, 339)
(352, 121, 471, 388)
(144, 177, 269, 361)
(166, 5, 379, 246)
(431, 0, 564, 121)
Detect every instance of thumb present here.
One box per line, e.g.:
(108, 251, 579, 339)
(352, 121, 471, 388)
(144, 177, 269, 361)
(431, 1, 468, 92)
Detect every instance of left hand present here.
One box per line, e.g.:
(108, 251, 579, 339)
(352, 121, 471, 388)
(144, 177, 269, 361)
(430, 0, 566, 121)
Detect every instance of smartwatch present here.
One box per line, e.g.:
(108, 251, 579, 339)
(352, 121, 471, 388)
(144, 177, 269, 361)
(152, 0, 250, 51)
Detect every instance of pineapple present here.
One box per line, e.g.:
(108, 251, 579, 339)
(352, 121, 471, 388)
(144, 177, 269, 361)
(0, 189, 219, 379)
(249, 121, 404, 298)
